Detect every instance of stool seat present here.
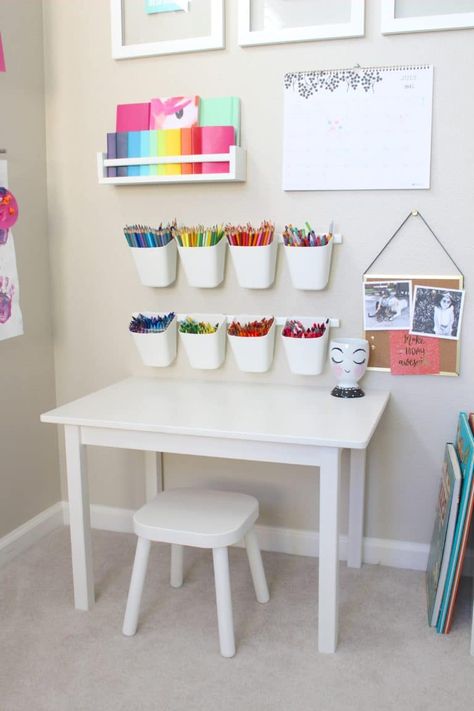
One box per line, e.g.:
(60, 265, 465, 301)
(123, 487, 269, 657)
(133, 489, 259, 548)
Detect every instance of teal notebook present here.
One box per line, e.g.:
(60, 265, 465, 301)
(437, 412, 474, 632)
(199, 97, 240, 146)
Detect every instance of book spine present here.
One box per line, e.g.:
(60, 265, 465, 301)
(437, 413, 474, 632)
(180, 128, 193, 175)
(139, 131, 150, 177)
(106, 133, 117, 177)
(191, 127, 202, 175)
(157, 130, 166, 176)
(128, 131, 141, 177)
(164, 128, 181, 176)
(149, 131, 159, 176)
(116, 132, 128, 178)
(201, 126, 234, 174)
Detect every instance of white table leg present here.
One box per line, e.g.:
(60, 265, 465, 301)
(318, 447, 342, 653)
(347, 448, 366, 569)
(145, 452, 163, 501)
(64, 425, 94, 610)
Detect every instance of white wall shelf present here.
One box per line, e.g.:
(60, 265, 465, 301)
(97, 146, 246, 185)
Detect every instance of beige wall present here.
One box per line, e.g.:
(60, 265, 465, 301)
(0, 0, 59, 537)
(42, 0, 474, 545)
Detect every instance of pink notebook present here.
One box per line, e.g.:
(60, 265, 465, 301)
(116, 103, 150, 132)
(201, 126, 235, 174)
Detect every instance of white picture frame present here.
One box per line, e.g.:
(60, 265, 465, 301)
(381, 0, 474, 35)
(111, 0, 224, 59)
(238, 0, 365, 47)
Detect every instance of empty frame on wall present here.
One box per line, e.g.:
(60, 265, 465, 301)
(238, 0, 365, 46)
(381, 0, 474, 34)
(111, 0, 224, 59)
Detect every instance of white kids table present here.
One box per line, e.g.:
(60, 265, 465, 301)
(41, 377, 389, 653)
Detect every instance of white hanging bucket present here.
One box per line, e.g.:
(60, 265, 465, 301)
(283, 240, 333, 290)
(281, 318, 330, 375)
(131, 312, 177, 367)
(227, 315, 276, 373)
(179, 314, 227, 370)
(130, 239, 177, 287)
(177, 237, 226, 288)
(228, 238, 278, 289)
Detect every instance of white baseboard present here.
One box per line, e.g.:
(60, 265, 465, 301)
(0, 500, 437, 572)
(64, 501, 431, 572)
(0, 502, 65, 568)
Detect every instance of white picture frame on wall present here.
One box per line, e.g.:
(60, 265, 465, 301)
(381, 0, 474, 35)
(238, 0, 365, 47)
(111, 0, 224, 59)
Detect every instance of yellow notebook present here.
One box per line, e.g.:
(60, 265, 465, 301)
(158, 129, 181, 176)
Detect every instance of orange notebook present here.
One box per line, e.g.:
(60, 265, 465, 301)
(180, 128, 193, 175)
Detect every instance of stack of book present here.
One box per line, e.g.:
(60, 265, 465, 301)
(426, 411, 474, 633)
(106, 95, 240, 177)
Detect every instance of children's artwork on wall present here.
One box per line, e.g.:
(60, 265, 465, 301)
(410, 286, 465, 341)
(0, 159, 23, 341)
(363, 280, 411, 331)
(282, 64, 433, 191)
(149, 96, 199, 129)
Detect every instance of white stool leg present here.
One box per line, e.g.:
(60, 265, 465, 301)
(244, 529, 270, 603)
(122, 537, 151, 637)
(170, 544, 184, 588)
(212, 546, 235, 658)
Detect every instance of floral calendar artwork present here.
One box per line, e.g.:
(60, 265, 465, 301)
(0, 159, 23, 341)
(282, 64, 433, 191)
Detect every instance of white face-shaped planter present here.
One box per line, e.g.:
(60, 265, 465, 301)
(329, 338, 369, 398)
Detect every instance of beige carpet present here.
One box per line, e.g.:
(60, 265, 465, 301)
(1, 528, 473, 711)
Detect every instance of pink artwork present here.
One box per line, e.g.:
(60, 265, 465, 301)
(0, 276, 15, 323)
(0, 33, 5, 72)
(149, 96, 199, 130)
(0, 187, 19, 229)
(390, 331, 440, 375)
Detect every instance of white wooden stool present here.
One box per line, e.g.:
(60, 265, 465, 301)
(122, 488, 270, 657)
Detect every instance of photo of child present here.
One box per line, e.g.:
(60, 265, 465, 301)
(410, 286, 465, 340)
(363, 280, 412, 331)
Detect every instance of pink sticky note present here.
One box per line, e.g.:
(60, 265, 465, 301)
(0, 33, 6, 72)
(390, 331, 440, 375)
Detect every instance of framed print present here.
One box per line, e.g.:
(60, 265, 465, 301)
(238, 0, 365, 47)
(111, 0, 224, 59)
(381, 0, 474, 35)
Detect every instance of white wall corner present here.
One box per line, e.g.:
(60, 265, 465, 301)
(0, 502, 65, 568)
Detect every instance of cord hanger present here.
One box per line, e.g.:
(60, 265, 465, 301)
(363, 210, 464, 280)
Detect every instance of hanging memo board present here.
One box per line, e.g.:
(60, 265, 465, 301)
(364, 275, 463, 376)
(282, 64, 433, 191)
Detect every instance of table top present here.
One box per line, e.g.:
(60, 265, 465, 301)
(41, 377, 390, 449)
